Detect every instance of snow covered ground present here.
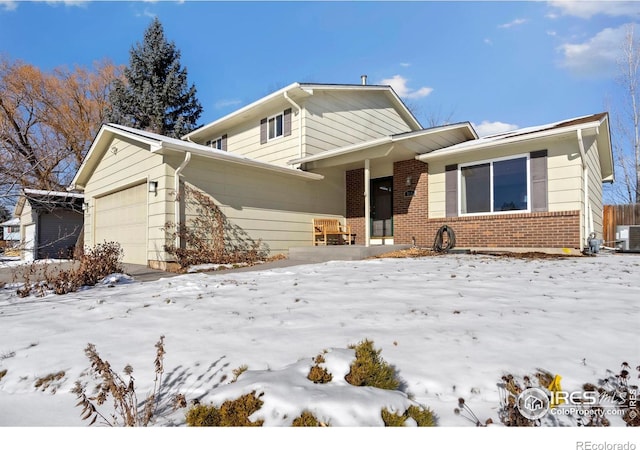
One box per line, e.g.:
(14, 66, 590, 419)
(1, 252, 638, 447)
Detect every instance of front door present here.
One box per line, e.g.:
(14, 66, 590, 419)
(371, 177, 393, 237)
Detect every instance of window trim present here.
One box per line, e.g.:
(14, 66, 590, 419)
(458, 153, 531, 217)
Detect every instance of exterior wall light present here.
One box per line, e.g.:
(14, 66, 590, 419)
(149, 181, 158, 194)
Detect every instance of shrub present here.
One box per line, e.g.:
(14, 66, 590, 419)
(308, 353, 332, 384)
(292, 410, 325, 427)
(45, 242, 123, 295)
(185, 391, 264, 426)
(382, 405, 436, 427)
(0, 369, 6, 381)
(584, 362, 638, 427)
(497, 373, 539, 427)
(308, 365, 332, 384)
(345, 339, 400, 390)
(72, 335, 166, 426)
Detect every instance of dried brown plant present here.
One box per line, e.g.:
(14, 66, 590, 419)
(72, 335, 166, 427)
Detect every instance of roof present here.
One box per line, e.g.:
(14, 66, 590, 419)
(288, 122, 478, 167)
(15, 188, 85, 216)
(417, 112, 614, 182)
(0, 217, 19, 227)
(182, 82, 423, 142)
(70, 123, 324, 190)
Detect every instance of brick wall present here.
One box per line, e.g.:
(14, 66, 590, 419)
(393, 159, 430, 246)
(423, 211, 581, 249)
(346, 168, 365, 245)
(345, 160, 581, 249)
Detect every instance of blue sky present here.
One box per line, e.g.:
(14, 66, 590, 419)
(1, 1, 639, 136)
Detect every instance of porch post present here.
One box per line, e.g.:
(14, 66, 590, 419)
(364, 158, 370, 247)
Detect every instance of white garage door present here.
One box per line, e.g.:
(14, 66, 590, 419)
(94, 183, 147, 265)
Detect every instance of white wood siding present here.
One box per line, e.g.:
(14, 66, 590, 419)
(195, 100, 300, 167)
(175, 154, 345, 255)
(191, 91, 414, 167)
(583, 134, 604, 239)
(82, 136, 175, 264)
(303, 91, 412, 157)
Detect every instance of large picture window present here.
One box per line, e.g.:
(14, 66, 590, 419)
(460, 156, 529, 215)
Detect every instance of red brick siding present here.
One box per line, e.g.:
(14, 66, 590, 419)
(423, 211, 581, 249)
(346, 168, 365, 245)
(345, 159, 581, 249)
(393, 159, 430, 246)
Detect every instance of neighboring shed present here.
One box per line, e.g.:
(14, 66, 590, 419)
(1, 217, 20, 243)
(15, 189, 84, 261)
(1, 217, 21, 255)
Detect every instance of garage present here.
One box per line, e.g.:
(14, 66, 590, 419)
(94, 183, 147, 264)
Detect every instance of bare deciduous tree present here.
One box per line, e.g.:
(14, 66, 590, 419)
(0, 57, 121, 204)
(611, 24, 640, 204)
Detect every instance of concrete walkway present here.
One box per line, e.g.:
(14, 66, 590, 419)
(0, 245, 408, 285)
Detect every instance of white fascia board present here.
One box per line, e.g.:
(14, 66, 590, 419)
(417, 119, 604, 162)
(24, 188, 84, 198)
(156, 143, 324, 181)
(69, 124, 162, 190)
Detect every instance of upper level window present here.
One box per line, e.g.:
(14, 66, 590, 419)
(206, 137, 223, 150)
(205, 135, 227, 151)
(268, 113, 284, 140)
(260, 108, 292, 144)
(460, 156, 529, 215)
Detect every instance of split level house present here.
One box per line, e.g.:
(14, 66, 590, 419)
(69, 81, 614, 269)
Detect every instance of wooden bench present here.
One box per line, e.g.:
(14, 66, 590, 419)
(313, 218, 354, 246)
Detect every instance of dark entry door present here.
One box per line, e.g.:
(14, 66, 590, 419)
(371, 177, 393, 237)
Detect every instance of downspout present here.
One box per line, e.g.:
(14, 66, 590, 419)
(283, 91, 303, 161)
(174, 152, 192, 250)
(577, 129, 589, 248)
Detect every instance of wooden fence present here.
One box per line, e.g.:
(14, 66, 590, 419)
(603, 204, 640, 245)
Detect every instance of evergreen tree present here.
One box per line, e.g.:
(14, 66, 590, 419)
(107, 18, 202, 138)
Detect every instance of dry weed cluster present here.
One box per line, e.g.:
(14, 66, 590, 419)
(72, 336, 166, 427)
(16, 242, 123, 297)
(457, 362, 639, 427)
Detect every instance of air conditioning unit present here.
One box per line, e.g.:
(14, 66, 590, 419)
(616, 225, 640, 252)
